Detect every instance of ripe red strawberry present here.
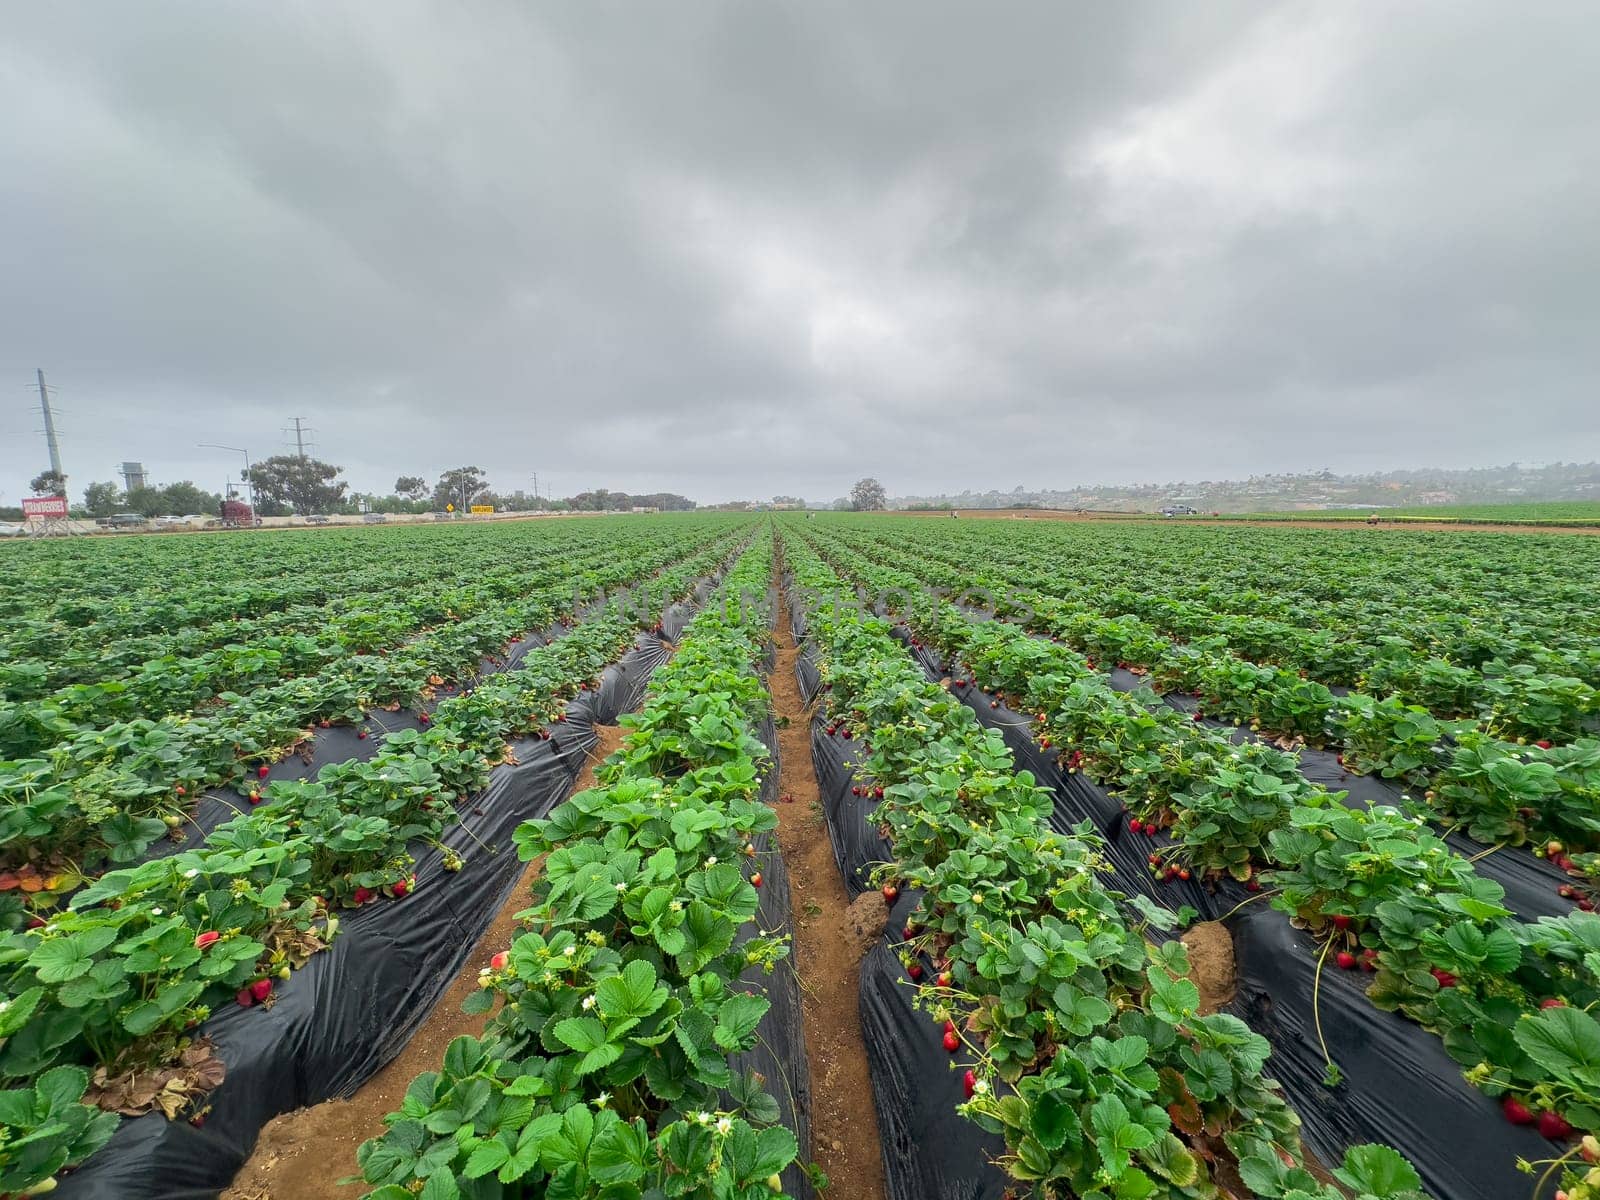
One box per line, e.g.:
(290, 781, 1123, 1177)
(248, 792, 262, 805)
(903, 925, 917, 940)
(26, 916, 47, 930)
(750, 872, 763, 888)
(1539, 1110, 1573, 1139)
(236, 987, 256, 1008)
(1128, 819, 1144, 834)
(174, 785, 187, 797)
(1497, 1100, 1536, 1126)
(907, 963, 923, 981)
(1542, 997, 1567, 1009)
(249, 978, 273, 1002)
(490, 951, 509, 970)
(1335, 951, 1358, 970)
(258, 764, 270, 779)
(319, 719, 331, 728)
(353, 886, 375, 905)
(1192, 712, 1204, 722)
(1331, 914, 1352, 931)
(881, 884, 899, 902)
(391, 878, 411, 898)
(1246, 879, 1263, 892)
(1430, 967, 1458, 988)
(874, 786, 884, 799)
(194, 931, 221, 951)
(962, 1069, 977, 1098)
(937, 972, 953, 987)
(1536, 740, 1553, 750)
(942, 1031, 960, 1053)
(418, 713, 431, 725)
(1178, 868, 1191, 881)
(357, 729, 369, 740)
(943, 1019, 956, 1035)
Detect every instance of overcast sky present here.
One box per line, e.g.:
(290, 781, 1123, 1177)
(2, 2, 1596, 505)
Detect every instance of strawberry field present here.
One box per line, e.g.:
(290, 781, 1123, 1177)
(781, 514, 1600, 1200)
(3, 513, 1599, 1200)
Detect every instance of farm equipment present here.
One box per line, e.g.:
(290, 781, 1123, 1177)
(219, 498, 261, 528)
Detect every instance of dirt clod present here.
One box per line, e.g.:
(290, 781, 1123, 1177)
(844, 891, 889, 959)
(1182, 921, 1237, 1015)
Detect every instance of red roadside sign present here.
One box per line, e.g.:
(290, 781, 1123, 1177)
(22, 496, 68, 518)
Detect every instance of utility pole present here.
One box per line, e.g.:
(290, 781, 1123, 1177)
(288, 417, 310, 460)
(36, 369, 65, 487)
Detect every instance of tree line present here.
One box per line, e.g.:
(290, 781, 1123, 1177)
(53, 458, 696, 519)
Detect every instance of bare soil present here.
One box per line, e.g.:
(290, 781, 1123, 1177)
(221, 725, 626, 1200)
(767, 571, 889, 1200)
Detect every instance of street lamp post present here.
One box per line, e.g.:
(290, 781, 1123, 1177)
(198, 444, 253, 513)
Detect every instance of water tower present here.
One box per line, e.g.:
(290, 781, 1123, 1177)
(120, 462, 148, 492)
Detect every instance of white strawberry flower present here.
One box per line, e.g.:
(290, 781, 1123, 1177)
(582, 995, 596, 1010)
(716, 1116, 733, 1135)
(183, 869, 200, 879)
(615, 883, 627, 892)
(563, 945, 576, 957)
(704, 856, 718, 868)
(594, 1091, 610, 1108)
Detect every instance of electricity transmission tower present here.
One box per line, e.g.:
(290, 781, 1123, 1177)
(285, 417, 315, 460)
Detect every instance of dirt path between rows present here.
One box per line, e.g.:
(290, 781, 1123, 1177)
(222, 724, 626, 1200)
(767, 562, 888, 1200)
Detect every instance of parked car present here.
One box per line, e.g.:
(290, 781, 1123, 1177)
(1160, 505, 1199, 517)
(0, 522, 25, 538)
(362, 513, 388, 524)
(304, 514, 331, 525)
(100, 512, 149, 529)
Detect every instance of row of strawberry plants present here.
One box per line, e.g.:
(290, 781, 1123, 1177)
(3, 564, 413, 699)
(798, 527, 1600, 1199)
(872, 518, 1600, 686)
(0, 536, 746, 1196)
(0, 533, 549, 690)
(0, 518, 679, 644)
(0, 537, 736, 1081)
(782, 529, 1426, 1200)
(825, 522, 1600, 857)
(0, 525, 744, 888)
(0, 517, 749, 702)
(825, 520, 1600, 745)
(349, 530, 812, 1200)
(0, 540, 649, 757)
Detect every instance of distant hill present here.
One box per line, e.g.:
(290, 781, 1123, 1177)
(894, 461, 1600, 514)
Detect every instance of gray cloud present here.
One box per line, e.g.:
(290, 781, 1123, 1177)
(2, 0, 1595, 506)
